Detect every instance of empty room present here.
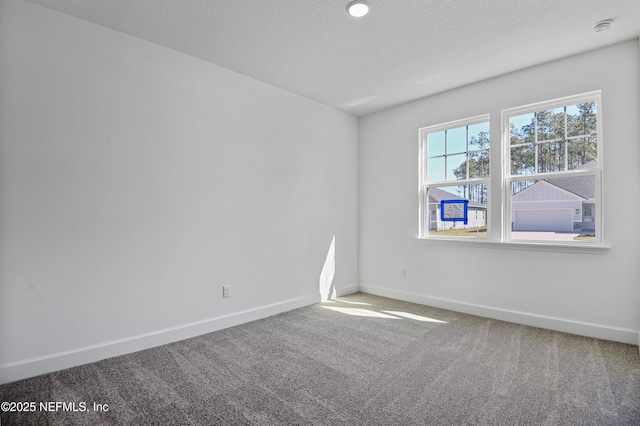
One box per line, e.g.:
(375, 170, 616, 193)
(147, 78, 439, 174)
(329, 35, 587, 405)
(1, 0, 639, 424)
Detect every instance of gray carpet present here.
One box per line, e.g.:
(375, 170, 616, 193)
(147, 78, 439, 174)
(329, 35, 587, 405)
(1, 292, 639, 425)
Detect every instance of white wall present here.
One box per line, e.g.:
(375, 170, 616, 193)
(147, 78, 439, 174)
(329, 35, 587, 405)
(359, 40, 640, 344)
(0, 0, 358, 383)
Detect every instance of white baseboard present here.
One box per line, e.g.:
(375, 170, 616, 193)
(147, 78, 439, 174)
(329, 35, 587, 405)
(336, 283, 360, 297)
(360, 284, 640, 346)
(0, 293, 319, 385)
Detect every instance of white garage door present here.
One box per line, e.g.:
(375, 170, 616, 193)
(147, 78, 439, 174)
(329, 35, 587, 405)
(514, 209, 573, 232)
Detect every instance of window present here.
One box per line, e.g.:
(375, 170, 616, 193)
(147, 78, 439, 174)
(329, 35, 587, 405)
(419, 115, 490, 238)
(503, 91, 602, 243)
(418, 91, 603, 246)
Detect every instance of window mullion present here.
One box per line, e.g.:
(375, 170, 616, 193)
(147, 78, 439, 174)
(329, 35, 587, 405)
(466, 125, 470, 180)
(444, 129, 448, 181)
(534, 113, 539, 173)
(564, 107, 569, 171)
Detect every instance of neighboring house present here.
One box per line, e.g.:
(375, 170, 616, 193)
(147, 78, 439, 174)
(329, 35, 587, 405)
(511, 162, 596, 232)
(428, 187, 487, 231)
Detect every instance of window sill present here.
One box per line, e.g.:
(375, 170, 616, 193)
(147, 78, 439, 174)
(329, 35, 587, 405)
(417, 237, 611, 254)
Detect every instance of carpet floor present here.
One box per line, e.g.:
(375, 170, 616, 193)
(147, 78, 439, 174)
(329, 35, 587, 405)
(1, 292, 639, 425)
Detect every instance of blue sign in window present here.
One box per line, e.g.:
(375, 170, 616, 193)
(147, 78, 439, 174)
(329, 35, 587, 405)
(440, 200, 468, 225)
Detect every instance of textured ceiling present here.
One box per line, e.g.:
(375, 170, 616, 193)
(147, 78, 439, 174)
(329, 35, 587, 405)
(22, 0, 640, 116)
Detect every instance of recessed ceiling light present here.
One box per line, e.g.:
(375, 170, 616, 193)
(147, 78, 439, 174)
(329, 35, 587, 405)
(592, 19, 613, 33)
(347, 1, 369, 18)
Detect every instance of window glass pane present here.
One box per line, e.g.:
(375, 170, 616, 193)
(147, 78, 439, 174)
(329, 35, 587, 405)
(567, 137, 597, 170)
(510, 113, 535, 145)
(537, 141, 565, 173)
(567, 102, 597, 138)
(426, 184, 487, 238)
(510, 175, 596, 242)
(510, 179, 535, 195)
(447, 153, 467, 181)
(447, 127, 467, 154)
(536, 107, 564, 141)
(468, 122, 490, 151)
(432, 186, 465, 200)
(510, 100, 598, 177)
(510, 145, 535, 175)
(427, 157, 445, 183)
(427, 131, 445, 157)
(469, 150, 490, 178)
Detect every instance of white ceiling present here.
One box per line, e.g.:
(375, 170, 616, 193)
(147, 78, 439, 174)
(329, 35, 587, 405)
(23, 0, 640, 116)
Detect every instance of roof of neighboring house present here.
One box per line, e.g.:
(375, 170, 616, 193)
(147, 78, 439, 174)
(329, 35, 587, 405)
(547, 161, 597, 199)
(513, 161, 597, 200)
(512, 180, 587, 202)
(428, 187, 486, 209)
(546, 176, 595, 200)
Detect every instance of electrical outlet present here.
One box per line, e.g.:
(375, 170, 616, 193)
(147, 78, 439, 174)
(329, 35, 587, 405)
(223, 285, 231, 298)
(401, 268, 407, 278)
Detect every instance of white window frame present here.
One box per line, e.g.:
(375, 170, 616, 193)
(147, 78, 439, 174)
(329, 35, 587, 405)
(501, 91, 604, 245)
(417, 91, 607, 251)
(418, 114, 490, 239)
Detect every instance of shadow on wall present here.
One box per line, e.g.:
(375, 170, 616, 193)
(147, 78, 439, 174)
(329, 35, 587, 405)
(319, 236, 336, 302)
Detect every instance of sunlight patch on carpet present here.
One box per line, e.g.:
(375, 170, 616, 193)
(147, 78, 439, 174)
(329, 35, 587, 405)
(320, 306, 399, 319)
(381, 311, 448, 323)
